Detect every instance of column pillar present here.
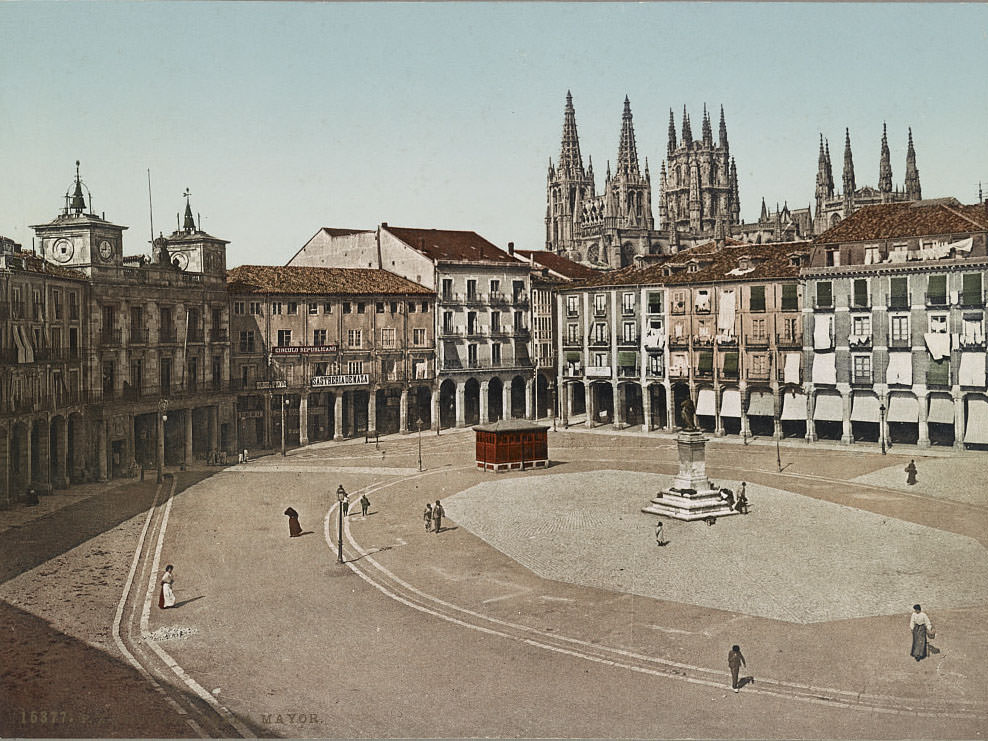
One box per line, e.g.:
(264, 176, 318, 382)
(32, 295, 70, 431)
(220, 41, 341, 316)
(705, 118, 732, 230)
(805, 391, 817, 442)
(772, 387, 783, 440)
(399, 388, 409, 433)
(55, 421, 69, 488)
(665, 382, 675, 431)
(502, 381, 511, 420)
(714, 385, 725, 437)
(479, 381, 489, 424)
(264, 392, 273, 448)
(455, 382, 466, 427)
(953, 391, 965, 450)
(613, 382, 624, 427)
(97, 420, 108, 482)
(642, 384, 652, 433)
(739, 383, 751, 440)
(840, 390, 853, 444)
(586, 382, 596, 428)
(348, 391, 357, 435)
(431, 387, 440, 432)
(37, 422, 51, 485)
(184, 408, 193, 466)
(299, 392, 309, 445)
(334, 393, 344, 440)
(157, 412, 165, 480)
(367, 388, 377, 434)
(525, 378, 534, 420)
(916, 386, 930, 447)
(208, 406, 219, 452)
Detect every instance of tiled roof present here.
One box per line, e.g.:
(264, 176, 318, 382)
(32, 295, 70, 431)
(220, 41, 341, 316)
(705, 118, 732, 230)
(568, 240, 810, 289)
(385, 226, 520, 264)
(515, 249, 599, 280)
(814, 200, 988, 243)
(227, 265, 433, 296)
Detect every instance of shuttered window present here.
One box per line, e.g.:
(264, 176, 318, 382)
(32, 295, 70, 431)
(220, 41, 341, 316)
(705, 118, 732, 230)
(962, 273, 982, 305)
(853, 279, 868, 307)
(890, 277, 909, 308)
(749, 285, 766, 312)
(816, 281, 833, 308)
(697, 350, 714, 372)
(927, 274, 947, 304)
(781, 284, 798, 311)
(722, 351, 739, 376)
(927, 358, 950, 387)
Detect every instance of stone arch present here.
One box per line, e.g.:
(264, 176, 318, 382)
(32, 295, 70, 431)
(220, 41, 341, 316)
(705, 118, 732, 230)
(464, 378, 481, 426)
(439, 379, 457, 430)
(813, 389, 844, 441)
(647, 383, 667, 429)
(410, 385, 432, 430)
(510, 375, 526, 419)
(886, 391, 919, 445)
(487, 377, 504, 422)
(50, 415, 67, 488)
(535, 372, 552, 419)
(11, 421, 29, 496)
(31, 418, 50, 486)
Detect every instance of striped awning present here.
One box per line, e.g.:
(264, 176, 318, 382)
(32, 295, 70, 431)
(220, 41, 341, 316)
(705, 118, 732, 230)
(927, 395, 954, 424)
(887, 394, 919, 423)
(720, 388, 742, 418)
(696, 388, 716, 416)
(814, 392, 844, 422)
(964, 395, 988, 444)
(850, 393, 880, 422)
(747, 390, 775, 417)
(781, 391, 807, 420)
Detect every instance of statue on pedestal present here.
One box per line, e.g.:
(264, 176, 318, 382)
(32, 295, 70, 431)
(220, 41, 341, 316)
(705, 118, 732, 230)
(680, 397, 698, 431)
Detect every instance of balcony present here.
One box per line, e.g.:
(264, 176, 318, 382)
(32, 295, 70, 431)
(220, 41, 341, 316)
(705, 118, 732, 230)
(959, 335, 987, 350)
(925, 292, 949, 308)
(593, 307, 607, 318)
(668, 366, 689, 379)
(814, 301, 835, 312)
(694, 367, 714, 379)
(692, 335, 714, 347)
(10, 301, 25, 319)
(187, 327, 205, 344)
(617, 334, 640, 346)
(617, 365, 639, 378)
(69, 305, 79, 321)
(589, 336, 610, 347)
(848, 334, 873, 350)
(645, 364, 664, 378)
(851, 372, 874, 386)
(159, 328, 178, 344)
(562, 365, 584, 378)
(130, 327, 150, 345)
(960, 291, 985, 309)
(670, 301, 687, 315)
(745, 368, 771, 382)
(464, 292, 485, 306)
(887, 334, 912, 349)
(562, 335, 583, 347)
(440, 292, 457, 303)
(513, 293, 530, 307)
(848, 301, 872, 312)
(887, 296, 911, 310)
(489, 292, 508, 305)
(100, 329, 122, 347)
(668, 336, 689, 349)
(209, 328, 229, 342)
(744, 334, 770, 348)
(440, 326, 462, 337)
(513, 326, 531, 337)
(489, 327, 511, 338)
(585, 366, 612, 379)
(776, 333, 803, 348)
(465, 326, 486, 339)
(621, 306, 636, 317)
(716, 335, 738, 347)
(777, 368, 802, 383)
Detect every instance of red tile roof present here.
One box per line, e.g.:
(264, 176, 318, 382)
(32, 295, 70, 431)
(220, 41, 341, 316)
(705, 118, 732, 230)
(385, 226, 520, 264)
(227, 265, 432, 296)
(568, 240, 811, 289)
(515, 249, 599, 280)
(814, 200, 988, 243)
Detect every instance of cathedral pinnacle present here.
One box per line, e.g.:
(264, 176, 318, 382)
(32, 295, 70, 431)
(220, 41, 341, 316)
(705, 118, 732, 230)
(905, 127, 921, 200)
(667, 109, 677, 154)
(878, 122, 893, 194)
(681, 106, 692, 145)
(69, 160, 87, 215)
(842, 128, 856, 197)
(616, 96, 640, 177)
(701, 104, 713, 145)
(558, 91, 586, 179)
(718, 105, 728, 151)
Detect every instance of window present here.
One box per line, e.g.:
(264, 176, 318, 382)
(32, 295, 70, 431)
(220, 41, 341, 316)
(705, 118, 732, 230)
(697, 350, 714, 374)
(816, 281, 833, 308)
(467, 344, 478, 368)
(749, 285, 766, 312)
(852, 279, 869, 308)
(421, 301, 429, 313)
(594, 294, 606, 315)
(647, 353, 663, 375)
(323, 302, 333, 314)
(277, 329, 292, 347)
(309, 303, 319, 315)
(622, 292, 635, 315)
(343, 302, 351, 314)
(441, 279, 453, 300)
(891, 315, 910, 342)
(314, 362, 328, 376)
(826, 249, 840, 267)
(927, 274, 947, 305)
(287, 302, 298, 315)
(490, 311, 501, 333)
(489, 279, 500, 296)
(695, 289, 711, 313)
(647, 291, 663, 314)
(443, 311, 454, 334)
(347, 360, 363, 375)
(593, 323, 608, 344)
(357, 302, 365, 314)
(390, 302, 399, 313)
(313, 329, 327, 346)
(567, 323, 579, 344)
(408, 302, 416, 313)
(512, 280, 525, 300)
(514, 311, 524, 331)
(239, 331, 255, 353)
(890, 277, 909, 308)
(466, 280, 478, 299)
(851, 315, 872, 339)
(962, 313, 983, 343)
(781, 284, 798, 311)
(381, 328, 396, 347)
(49, 291, 61, 320)
(234, 301, 245, 315)
(927, 358, 950, 386)
(347, 329, 362, 348)
(853, 355, 872, 382)
(750, 354, 768, 376)
(491, 343, 501, 366)
(962, 273, 982, 305)
(751, 318, 767, 340)
(567, 295, 579, 316)
(271, 302, 283, 315)
(622, 321, 636, 343)
(247, 301, 261, 315)
(467, 311, 478, 335)
(413, 328, 426, 346)
(722, 351, 739, 377)
(376, 302, 385, 314)
(593, 352, 608, 368)
(928, 314, 948, 334)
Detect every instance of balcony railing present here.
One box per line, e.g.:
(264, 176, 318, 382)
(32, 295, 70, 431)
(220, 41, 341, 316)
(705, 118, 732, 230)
(513, 293, 529, 307)
(960, 291, 985, 308)
(513, 327, 530, 337)
(694, 367, 714, 379)
(887, 334, 912, 348)
(617, 334, 640, 346)
(489, 292, 508, 305)
(745, 369, 771, 381)
(744, 334, 770, 348)
(187, 328, 205, 343)
(617, 366, 639, 378)
(159, 328, 178, 344)
(851, 373, 874, 386)
(9, 301, 25, 319)
(100, 329, 122, 347)
(593, 307, 607, 317)
(621, 307, 636, 316)
(562, 335, 583, 347)
(130, 327, 150, 345)
(692, 335, 714, 347)
(925, 292, 948, 307)
(589, 336, 610, 347)
(464, 292, 485, 305)
(887, 296, 911, 310)
(645, 364, 664, 377)
(848, 334, 873, 349)
(716, 335, 738, 347)
(465, 327, 486, 338)
(849, 301, 872, 312)
(669, 336, 689, 349)
(814, 301, 835, 311)
(668, 366, 689, 379)
(776, 333, 803, 348)
(959, 335, 987, 350)
(562, 365, 583, 378)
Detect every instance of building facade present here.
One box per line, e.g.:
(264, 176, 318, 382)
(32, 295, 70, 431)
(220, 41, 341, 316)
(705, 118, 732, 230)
(228, 265, 435, 447)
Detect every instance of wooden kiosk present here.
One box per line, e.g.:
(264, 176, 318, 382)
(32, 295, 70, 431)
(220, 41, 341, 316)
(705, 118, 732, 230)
(473, 419, 549, 472)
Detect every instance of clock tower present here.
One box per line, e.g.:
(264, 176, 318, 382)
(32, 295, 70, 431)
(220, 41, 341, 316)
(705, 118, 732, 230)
(34, 162, 127, 275)
(162, 189, 228, 278)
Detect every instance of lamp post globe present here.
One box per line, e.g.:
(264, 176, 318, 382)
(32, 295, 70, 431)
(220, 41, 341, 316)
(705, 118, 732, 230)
(879, 403, 887, 455)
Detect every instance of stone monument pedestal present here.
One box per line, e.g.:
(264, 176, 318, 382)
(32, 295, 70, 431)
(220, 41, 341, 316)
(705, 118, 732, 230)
(642, 430, 738, 521)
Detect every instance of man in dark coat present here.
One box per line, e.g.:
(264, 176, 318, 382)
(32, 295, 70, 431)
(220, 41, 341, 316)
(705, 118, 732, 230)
(432, 500, 445, 533)
(728, 645, 746, 692)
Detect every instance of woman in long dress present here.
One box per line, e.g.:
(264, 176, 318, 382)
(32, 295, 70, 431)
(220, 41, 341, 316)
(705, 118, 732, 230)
(284, 507, 302, 537)
(910, 603, 933, 661)
(159, 565, 176, 609)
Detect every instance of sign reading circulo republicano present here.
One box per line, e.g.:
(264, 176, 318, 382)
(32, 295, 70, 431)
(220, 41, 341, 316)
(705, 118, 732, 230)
(270, 344, 339, 356)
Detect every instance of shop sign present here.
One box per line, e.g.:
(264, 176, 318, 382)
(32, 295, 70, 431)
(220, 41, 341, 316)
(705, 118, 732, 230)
(271, 344, 338, 356)
(255, 380, 287, 389)
(311, 374, 369, 387)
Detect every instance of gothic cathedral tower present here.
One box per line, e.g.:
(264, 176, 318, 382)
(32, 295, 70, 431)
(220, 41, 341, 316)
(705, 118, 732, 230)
(545, 91, 595, 256)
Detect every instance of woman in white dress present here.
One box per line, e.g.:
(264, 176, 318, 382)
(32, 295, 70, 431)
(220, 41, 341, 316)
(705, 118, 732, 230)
(159, 564, 176, 609)
(910, 603, 933, 661)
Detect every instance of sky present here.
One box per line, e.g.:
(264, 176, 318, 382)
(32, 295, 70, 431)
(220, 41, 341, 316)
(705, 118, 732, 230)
(1, 3, 986, 268)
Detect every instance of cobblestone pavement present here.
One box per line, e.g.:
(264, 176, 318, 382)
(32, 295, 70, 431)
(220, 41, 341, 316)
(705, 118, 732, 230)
(444, 470, 988, 623)
(852, 457, 988, 506)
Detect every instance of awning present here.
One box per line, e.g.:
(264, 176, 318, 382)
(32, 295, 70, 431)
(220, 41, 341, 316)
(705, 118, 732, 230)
(959, 352, 986, 387)
(696, 388, 716, 416)
(814, 392, 844, 421)
(964, 395, 988, 444)
(811, 352, 837, 385)
(697, 350, 713, 372)
(781, 391, 807, 420)
(887, 394, 919, 423)
(886, 352, 913, 386)
(783, 353, 801, 385)
(722, 351, 739, 375)
(850, 393, 880, 422)
(565, 351, 581, 363)
(813, 315, 832, 350)
(927, 395, 955, 424)
(618, 351, 638, 367)
(720, 388, 742, 417)
(12, 325, 26, 363)
(747, 390, 775, 417)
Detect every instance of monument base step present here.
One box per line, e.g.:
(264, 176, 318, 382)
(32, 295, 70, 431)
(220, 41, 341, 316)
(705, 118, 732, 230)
(642, 488, 739, 521)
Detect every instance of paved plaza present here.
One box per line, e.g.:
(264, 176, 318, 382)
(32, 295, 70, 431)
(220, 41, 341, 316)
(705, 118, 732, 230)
(444, 470, 988, 622)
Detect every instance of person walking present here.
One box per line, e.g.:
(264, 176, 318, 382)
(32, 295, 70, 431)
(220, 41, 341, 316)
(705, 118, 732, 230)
(654, 520, 665, 546)
(159, 565, 176, 609)
(432, 499, 445, 534)
(359, 494, 370, 517)
(341, 497, 350, 517)
(284, 507, 302, 537)
(423, 503, 433, 532)
(905, 460, 918, 486)
(727, 644, 746, 692)
(735, 483, 748, 514)
(910, 604, 934, 661)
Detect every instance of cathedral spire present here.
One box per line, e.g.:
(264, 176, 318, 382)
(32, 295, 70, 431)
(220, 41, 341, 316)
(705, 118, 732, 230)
(182, 188, 196, 232)
(718, 105, 728, 151)
(878, 122, 893, 196)
(69, 160, 87, 215)
(701, 103, 713, 146)
(681, 106, 692, 145)
(616, 95, 640, 177)
(904, 127, 921, 200)
(729, 157, 740, 223)
(760, 197, 769, 222)
(558, 90, 585, 179)
(842, 128, 856, 199)
(667, 109, 677, 155)
(824, 139, 834, 195)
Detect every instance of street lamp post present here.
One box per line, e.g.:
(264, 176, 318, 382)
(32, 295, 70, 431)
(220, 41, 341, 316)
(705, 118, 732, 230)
(775, 417, 782, 473)
(157, 399, 169, 483)
(336, 484, 347, 564)
(416, 416, 424, 472)
(548, 380, 556, 431)
(879, 403, 887, 455)
(281, 396, 289, 457)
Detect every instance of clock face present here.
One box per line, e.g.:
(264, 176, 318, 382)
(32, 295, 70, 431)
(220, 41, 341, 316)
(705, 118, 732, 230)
(52, 239, 74, 263)
(98, 240, 114, 260)
(172, 251, 189, 270)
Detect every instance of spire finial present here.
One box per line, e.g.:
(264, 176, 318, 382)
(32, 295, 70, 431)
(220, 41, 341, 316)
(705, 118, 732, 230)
(69, 160, 87, 214)
(182, 188, 196, 231)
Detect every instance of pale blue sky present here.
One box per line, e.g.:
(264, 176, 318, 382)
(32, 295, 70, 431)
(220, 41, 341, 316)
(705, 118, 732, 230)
(1, 3, 986, 267)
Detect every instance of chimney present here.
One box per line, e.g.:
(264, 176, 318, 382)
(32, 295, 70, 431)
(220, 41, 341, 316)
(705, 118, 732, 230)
(507, 241, 515, 255)
(381, 222, 388, 228)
